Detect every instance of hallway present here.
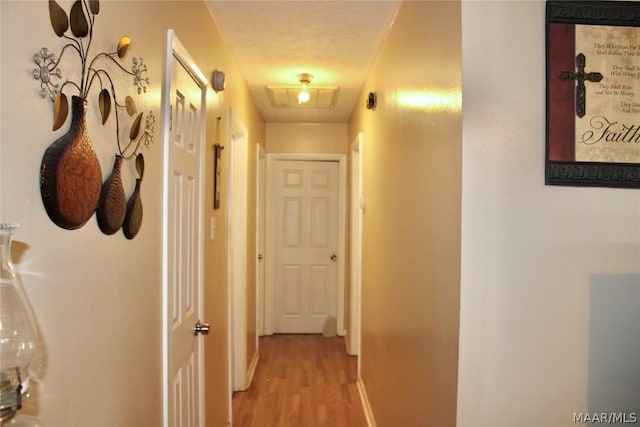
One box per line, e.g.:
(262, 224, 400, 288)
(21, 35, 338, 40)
(232, 335, 366, 427)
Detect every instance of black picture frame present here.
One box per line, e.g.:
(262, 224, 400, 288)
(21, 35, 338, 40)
(546, 0, 640, 188)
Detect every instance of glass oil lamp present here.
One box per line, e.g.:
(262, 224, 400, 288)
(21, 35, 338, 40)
(0, 224, 37, 424)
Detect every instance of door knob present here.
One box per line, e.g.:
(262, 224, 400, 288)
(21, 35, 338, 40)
(193, 320, 210, 336)
(330, 254, 337, 262)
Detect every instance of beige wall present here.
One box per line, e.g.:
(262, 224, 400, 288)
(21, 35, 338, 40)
(266, 123, 348, 154)
(0, 1, 263, 425)
(349, 2, 462, 426)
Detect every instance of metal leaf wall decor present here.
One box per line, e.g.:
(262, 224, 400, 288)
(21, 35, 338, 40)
(32, 0, 156, 238)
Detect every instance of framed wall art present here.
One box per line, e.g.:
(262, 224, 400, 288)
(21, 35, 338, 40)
(546, 0, 640, 188)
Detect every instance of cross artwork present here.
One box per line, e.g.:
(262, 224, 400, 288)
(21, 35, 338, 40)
(558, 53, 603, 118)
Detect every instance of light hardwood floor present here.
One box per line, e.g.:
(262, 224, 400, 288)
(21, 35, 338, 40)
(232, 334, 367, 427)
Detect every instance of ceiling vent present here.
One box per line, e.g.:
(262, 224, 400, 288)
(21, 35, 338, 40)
(265, 86, 340, 109)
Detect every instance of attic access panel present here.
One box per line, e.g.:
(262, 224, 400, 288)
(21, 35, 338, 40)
(266, 86, 340, 109)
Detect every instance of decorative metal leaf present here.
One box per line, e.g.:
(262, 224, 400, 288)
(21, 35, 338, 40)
(70, 0, 88, 38)
(130, 112, 143, 140)
(125, 96, 137, 116)
(48, 0, 69, 37)
(98, 89, 111, 125)
(117, 36, 131, 60)
(89, 0, 100, 15)
(52, 92, 69, 131)
(136, 153, 145, 180)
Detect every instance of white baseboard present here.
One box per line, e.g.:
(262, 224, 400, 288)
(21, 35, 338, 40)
(246, 351, 259, 389)
(357, 377, 376, 427)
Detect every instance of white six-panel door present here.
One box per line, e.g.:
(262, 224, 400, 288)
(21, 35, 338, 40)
(162, 30, 207, 427)
(272, 159, 340, 333)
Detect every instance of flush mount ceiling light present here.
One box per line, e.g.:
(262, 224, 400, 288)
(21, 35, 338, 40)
(297, 73, 313, 104)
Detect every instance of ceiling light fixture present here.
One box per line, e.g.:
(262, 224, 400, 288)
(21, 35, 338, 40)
(297, 73, 313, 104)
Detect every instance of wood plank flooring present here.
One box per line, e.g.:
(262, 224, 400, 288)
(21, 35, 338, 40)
(232, 334, 367, 427)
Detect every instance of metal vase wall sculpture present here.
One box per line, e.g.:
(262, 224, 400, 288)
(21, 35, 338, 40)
(40, 96, 102, 230)
(123, 154, 145, 240)
(32, 0, 154, 238)
(96, 155, 126, 235)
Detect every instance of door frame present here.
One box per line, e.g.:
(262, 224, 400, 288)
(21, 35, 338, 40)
(348, 133, 363, 367)
(257, 144, 267, 336)
(263, 153, 347, 335)
(226, 109, 250, 397)
(161, 29, 207, 427)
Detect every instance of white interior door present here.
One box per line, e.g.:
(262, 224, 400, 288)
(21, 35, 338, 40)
(272, 159, 340, 333)
(162, 30, 207, 427)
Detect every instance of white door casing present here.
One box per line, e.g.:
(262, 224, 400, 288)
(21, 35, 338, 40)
(161, 30, 207, 427)
(348, 133, 363, 366)
(227, 112, 250, 395)
(257, 144, 267, 336)
(265, 154, 346, 334)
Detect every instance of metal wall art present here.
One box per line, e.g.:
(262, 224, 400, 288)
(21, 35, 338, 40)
(33, 0, 155, 237)
(546, 0, 640, 188)
(213, 117, 224, 210)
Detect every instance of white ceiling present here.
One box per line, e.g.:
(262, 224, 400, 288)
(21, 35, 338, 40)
(206, 0, 400, 123)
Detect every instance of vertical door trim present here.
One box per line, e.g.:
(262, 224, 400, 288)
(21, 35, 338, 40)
(264, 153, 347, 335)
(226, 109, 250, 401)
(348, 133, 363, 370)
(257, 144, 267, 337)
(161, 29, 207, 427)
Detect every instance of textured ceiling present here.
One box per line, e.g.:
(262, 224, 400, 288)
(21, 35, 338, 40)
(206, 1, 400, 123)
